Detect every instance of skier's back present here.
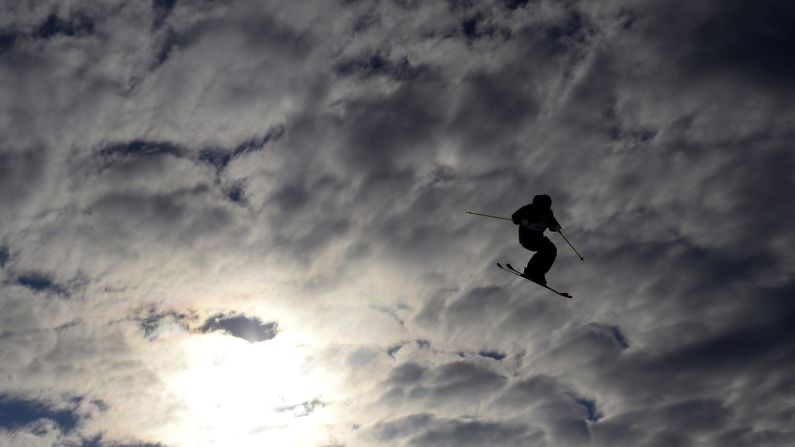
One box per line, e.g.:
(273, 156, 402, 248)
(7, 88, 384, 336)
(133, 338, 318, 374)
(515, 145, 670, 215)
(512, 194, 561, 285)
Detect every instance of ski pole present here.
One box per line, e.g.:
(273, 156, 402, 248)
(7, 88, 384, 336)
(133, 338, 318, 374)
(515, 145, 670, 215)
(557, 229, 584, 261)
(465, 211, 512, 221)
(467, 211, 584, 261)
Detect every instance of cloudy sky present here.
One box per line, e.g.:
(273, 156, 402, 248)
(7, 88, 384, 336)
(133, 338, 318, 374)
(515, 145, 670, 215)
(1, 0, 794, 446)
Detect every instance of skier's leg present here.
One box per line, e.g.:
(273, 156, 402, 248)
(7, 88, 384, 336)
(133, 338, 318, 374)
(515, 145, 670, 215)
(523, 254, 542, 280)
(520, 235, 543, 281)
(523, 237, 556, 284)
(536, 237, 557, 274)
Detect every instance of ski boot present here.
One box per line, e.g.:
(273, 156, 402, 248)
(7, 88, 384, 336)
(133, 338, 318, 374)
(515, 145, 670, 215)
(522, 269, 547, 286)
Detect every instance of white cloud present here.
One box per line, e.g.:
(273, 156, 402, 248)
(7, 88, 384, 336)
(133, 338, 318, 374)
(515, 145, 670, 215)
(1, 0, 794, 446)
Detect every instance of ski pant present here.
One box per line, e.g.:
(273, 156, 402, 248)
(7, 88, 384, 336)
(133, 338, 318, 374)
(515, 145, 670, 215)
(518, 229, 557, 275)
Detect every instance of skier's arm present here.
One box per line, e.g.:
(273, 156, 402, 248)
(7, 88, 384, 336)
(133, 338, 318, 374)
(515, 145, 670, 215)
(512, 206, 529, 225)
(548, 212, 562, 232)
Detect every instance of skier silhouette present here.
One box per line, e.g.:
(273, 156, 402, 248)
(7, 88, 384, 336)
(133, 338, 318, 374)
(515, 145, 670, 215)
(512, 194, 561, 285)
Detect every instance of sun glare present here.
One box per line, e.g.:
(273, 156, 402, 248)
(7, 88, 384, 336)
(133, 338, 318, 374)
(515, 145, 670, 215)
(160, 330, 336, 446)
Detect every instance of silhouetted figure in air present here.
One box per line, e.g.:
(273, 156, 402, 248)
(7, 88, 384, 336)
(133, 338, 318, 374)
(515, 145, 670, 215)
(512, 194, 561, 285)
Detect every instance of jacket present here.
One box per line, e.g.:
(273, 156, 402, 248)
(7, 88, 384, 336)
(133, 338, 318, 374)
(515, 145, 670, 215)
(511, 203, 561, 233)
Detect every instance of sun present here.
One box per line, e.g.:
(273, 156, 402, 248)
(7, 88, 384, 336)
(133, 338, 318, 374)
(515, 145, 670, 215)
(158, 330, 337, 447)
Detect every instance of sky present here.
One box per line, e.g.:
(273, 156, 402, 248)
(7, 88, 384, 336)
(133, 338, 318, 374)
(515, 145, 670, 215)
(1, 0, 794, 446)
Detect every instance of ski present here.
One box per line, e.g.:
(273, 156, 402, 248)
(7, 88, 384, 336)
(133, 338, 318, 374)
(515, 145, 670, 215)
(496, 263, 573, 299)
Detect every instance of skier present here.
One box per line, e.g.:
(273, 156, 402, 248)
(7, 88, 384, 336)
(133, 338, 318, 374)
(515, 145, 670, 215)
(511, 194, 561, 285)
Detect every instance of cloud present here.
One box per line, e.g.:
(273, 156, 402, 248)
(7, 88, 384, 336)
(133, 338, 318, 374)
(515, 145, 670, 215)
(133, 308, 193, 341)
(368, 414, 543, 447)
(33, 13, 95, 40)
(199, 313, 278, 343)
(1, 0, 794, 446)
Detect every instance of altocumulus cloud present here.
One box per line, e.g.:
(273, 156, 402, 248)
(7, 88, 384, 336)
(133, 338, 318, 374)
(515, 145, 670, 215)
(199, 313, 278, 343)
(1, 0, 794, 446)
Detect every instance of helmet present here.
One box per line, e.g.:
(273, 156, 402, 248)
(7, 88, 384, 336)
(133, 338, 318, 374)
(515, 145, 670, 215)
(533, 194, 552, 209)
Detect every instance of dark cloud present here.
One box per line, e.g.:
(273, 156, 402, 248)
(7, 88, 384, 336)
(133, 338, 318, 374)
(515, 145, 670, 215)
(382, 359, 506, 410)
(86, 186, 238, 253)
(152, 0, 178, 30)
(476, 349, 506, 361)
(503, 0, 532, 10)
(589, 399, 732, 446)
(0, 31, 16, 53)
(95, 125, 285, 176)
(98, 140, 184, 163)
(496, 375, 587, 413)
(450, 69, 540, 151)
(440, 287, 511, 329)
(94, 141, 186, 181)
(460, 13, 511, 42)
(0, 245, 9, 268)
(644, 288, 795, 375)
(712, 428, 795, 447)
(386, 342, 404, 357)
(199, 313, 278, 343)
(656, 399, 731, 434)
(112, 443, 166, 447)
(151, 27, 177, 69)
(371, 414, 543, 447)
(224, 183, 247, 205)
(336, 69, 447, 173)
(335, 52, 413, 80)
(269, 182, 311, 213)
(92, 191, 188, 228)
(491, 374, 597, 445)
(2, 0, 794, 445)
(370, 413, 434, 441)
(0, 148, 45, 219)
(16, 272, 69, 297)
(575, 398, 600, 422)
(387, 361, 426, 385)
(494, 296, 573, 342)
(133, 308, 193, 340)
(652, 0, 795, 86)
(428, 360, 506, 396)
(34, 13, 95, 40)
(80, 435, 167, 447)
(408, 419, 538, 447)
(198, 124, 284, 171)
